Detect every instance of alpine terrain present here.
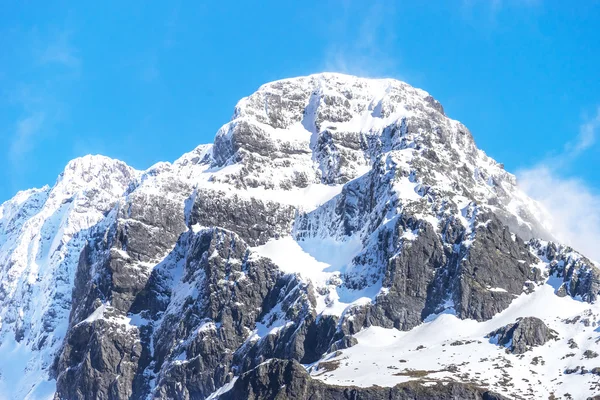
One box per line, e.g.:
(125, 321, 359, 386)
(1, 73, 599, 400)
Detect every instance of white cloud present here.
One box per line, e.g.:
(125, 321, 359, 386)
(517, 108, 600, 262)
(565, 106, 600, 156)
(140, 54, 160, 82)
(5, 29, 79, 169)
(9, 113, 46, 161)
(463, 0, 540, 10)
(322, 0, 399, 78)
(39, 30, 81, 70)
(518, 166, 600, 262)
(460, 0, 541, 26)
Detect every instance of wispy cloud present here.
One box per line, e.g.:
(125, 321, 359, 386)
(322, 0, 399, 78)
(127, 6, 181, 84)
(6, 85, 53, 168)
(4, 28, 80, 172)
(565, 106, 600, 156)
(9, 113, 46, 162)
(463, 0, 541, 10)
(517, 108, 600, 262)
(39, 30, 81, 70)
(461, 0, 541, 26)
(163, 4, 180, 48)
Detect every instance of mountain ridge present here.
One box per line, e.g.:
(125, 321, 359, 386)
(0, 73, 598, 400)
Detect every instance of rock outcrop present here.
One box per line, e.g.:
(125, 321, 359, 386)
(486, 317, 558, 354)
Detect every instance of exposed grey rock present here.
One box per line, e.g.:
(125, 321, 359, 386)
(329, 335, 358, 352)
(188, 188, 297, 246)
(486, 317, 558, 354)
(54, 317, 144, 400)
(583, 350, 599, 359)
(452, 212, 541, 321)
(530, 240, 600, 302)
(296, 147, 545, 335)
(565, 365, 588, 375)
(53, 179, 192, 399)
(147, 228, 312, 399)
(362, 216, 446, 331)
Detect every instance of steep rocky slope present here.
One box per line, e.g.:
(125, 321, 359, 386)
(0, 73, 598, 400)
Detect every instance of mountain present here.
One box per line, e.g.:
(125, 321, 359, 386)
(0, 73, 599, 400)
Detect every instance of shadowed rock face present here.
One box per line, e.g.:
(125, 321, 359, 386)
(54, 224, 341, 400)
(486, 317, 558, 354)
(452, 213, 542, 321)
(220, 359, 509, 400)
(296, 192, 544, 336)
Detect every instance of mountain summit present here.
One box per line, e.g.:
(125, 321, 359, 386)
(0, 73, 598, 399)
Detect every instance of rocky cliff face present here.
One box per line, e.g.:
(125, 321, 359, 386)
(0, 73, 599, 400)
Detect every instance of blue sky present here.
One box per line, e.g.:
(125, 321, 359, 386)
(1, 2, 599, 227)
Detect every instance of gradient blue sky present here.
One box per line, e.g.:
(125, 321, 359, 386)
(1, 0, 599, 207)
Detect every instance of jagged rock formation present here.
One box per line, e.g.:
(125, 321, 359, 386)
(0, 73, 599, 400)
(530, 239, 600, 302)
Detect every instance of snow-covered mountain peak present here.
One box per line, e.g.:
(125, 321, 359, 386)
(234, 72, 445, 128)
(57, 154, 139, 194)
(229, 73, 452, 151)
(208, 73, 549, 241)
(0, 73, 598, 400)
(210, 73, 470, 191)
